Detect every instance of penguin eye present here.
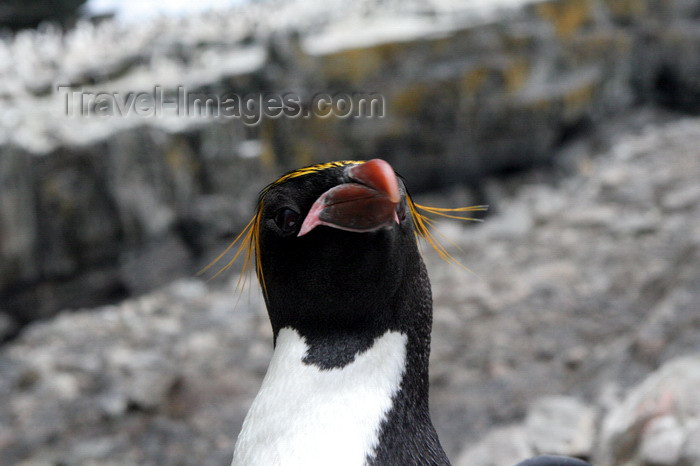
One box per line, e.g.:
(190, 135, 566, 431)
(274, 208, 300, 235)
(396, 201, 407, 222)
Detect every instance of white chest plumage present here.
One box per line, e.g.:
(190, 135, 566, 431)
(232, 328, 408, 466)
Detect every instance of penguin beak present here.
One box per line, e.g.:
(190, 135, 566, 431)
(298, 159, 401, 237)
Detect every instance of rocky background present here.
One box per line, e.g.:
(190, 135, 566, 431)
(1, 111, 699, 465)
(0, 0, 699, 465)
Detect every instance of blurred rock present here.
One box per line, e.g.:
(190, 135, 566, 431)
(0, 277, 270, 465)
(0, 312, 17, 340)
(456, 426, 534, 466)
(458, 355, 700, 466)
(525, 396, 595, 458)
(596, 355, 700, 465)
(456, 396, 595, 466)
(681, 423, 700, 466)
(639, 416, 685, 466)
(119, 234, 191, 295)
(429, 115, 700, 458)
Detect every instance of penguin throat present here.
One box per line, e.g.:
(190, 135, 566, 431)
(232, 328, 407, 466)
(298, 327, 391, 370)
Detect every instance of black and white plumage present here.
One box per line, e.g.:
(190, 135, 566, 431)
(226, 159, 590, 466)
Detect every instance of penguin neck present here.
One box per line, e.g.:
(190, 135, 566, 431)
(259, 261, 442, 457)
(267, 261, 434, 395)
(268, 251, 433, 361)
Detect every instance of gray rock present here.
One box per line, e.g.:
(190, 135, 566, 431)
(639, 416, 686, 466)
(0, 276, 271, 465)
(457, 396, 597, 466)
(0, 312, 16, 340)
(456, 426, 534, 466)
(680, 422, 700, 466)
(430, 116, 700, 457)
(525, 396, 596, 458)
(596, 355, 700, 465)
(662, 185, 700, 211)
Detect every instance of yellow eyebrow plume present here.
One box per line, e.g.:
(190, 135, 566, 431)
(198, 160, 487, 291)
(406, 197, 488, 266)
(267, 160, 364, 188)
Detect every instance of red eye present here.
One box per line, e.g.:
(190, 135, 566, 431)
(274, 208, 300, 235)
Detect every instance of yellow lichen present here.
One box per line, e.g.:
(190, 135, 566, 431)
(393, 83, 428, 115)
(292, 141, 314, 168)
(258, 122, 276, 170)
(461, 67, 489, 94)
(503, 60, 530, 94)
(537, 0, 592, 40)
(164, 137, 194, 173)
(604, 0, 646, 17)
(563, 81, 595, 120)
(321, 47, 383, 84)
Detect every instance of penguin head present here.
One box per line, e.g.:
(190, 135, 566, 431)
(201, 159, 486, 338)
(256, 159, 421, 335)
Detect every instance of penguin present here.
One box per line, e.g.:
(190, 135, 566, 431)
(219, 159, 590, 466)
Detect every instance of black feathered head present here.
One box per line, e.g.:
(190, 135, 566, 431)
(200, 159, 485, 334)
